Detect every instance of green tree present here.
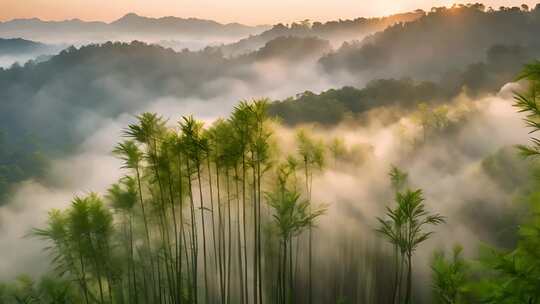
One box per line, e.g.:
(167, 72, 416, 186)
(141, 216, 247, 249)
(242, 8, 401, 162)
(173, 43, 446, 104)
(296, 129, 325, 304)
(431, 245, 469, 304)
(377, 167, 445, 304)
(266, 162, 325, 304)
(376, 166, 408, 304)
(400, 189, 445, 304)
(107, 177, 139, 303)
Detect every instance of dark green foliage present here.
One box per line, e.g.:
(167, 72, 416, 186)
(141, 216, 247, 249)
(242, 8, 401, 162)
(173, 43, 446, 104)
(451, 147, 540, 249)
(0, 130, 47, 203)
(431, 246, 469, 304)
(515, 60, 540, 157)
(269, 79, 443, 125)
(0, 41, 230, 161)
(428, 61, 540, 304)
(481, 146, 532, 191)
(0, 275, 82, 304)
(466, 184, 540, 303)
(0, 37, 334, 198)
(377, 167, 445, 304)
(468, 60, 540, 303)
(270, 41, 539, 126)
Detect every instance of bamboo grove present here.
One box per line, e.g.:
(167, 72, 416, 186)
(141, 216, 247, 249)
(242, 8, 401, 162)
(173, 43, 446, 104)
(5, 61, 540, 304)
(33, 100, 336, 304)
(376, 167, 445, 304)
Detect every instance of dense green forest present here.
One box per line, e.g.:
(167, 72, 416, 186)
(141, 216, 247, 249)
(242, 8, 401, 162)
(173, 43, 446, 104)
(0, 132, 46, 201)
(269, 41, 529, 125)
(0, 62, 538, 303)
(320, 4, 540, 79)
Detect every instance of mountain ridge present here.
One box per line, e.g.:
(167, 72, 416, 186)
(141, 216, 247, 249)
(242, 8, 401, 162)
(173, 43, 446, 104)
(0, 12, 269, 28)
(212, 11, 424, 56)
(0, 13, 271, 43)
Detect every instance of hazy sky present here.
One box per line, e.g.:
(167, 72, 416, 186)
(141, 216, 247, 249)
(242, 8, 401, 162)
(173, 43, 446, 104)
(1, 0, 538, 25)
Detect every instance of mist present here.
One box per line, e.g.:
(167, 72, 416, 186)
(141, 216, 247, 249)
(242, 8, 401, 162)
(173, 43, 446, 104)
(258, 82, 529, 302)
(0, 78, 529, 303)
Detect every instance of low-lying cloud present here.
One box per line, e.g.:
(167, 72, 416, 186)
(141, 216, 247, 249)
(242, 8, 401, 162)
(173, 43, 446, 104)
(0, 80, 530, 304)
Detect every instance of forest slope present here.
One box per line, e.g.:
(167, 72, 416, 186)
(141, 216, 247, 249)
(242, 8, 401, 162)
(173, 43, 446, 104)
(321, 4, 540, 80)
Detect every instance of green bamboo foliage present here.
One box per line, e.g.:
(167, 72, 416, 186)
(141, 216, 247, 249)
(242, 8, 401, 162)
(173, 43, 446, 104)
(266, 162, 326, 304)
(515, 60, 540, 156)
(30, 96, 453, 304)
(400, 189, 446, 304)
(295, 129, 325, 304)
(32, 99, 333, 304)
(229, 102, 253, 304)
(35, 194, 115, 304)
(430, 245, 469, 304)
(0, 275, 83, 304)
(113, 139, 156, 303)
(106, 177, 139, 304)
(377, 166, 408, 304)
(34, 210, 92, 304)
(206, 119, 235, 304)
(377, 166, 445, 304)
(180, 115, 210, 304)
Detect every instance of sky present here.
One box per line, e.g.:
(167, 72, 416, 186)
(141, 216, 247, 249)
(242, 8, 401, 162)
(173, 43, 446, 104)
(1, 0, 538, 25)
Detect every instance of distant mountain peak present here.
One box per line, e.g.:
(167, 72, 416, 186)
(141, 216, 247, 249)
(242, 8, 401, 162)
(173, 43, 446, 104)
(5, 17, 42, 23)
(113, 12, 147, 23)
(123, 12, 140, 18)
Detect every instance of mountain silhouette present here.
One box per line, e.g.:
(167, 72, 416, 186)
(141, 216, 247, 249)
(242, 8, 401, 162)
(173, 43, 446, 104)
(0, 13, 270, 43)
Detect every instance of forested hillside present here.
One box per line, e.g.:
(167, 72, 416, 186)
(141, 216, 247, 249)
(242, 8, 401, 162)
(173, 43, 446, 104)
(321, 4, 540, 80)
(0, 38, 48, 55)
(0, 38, 61, 68)
(3, 4, 540, 152)
(1, 3, 540, 204)
(270, 42, 538, 125)
(215, 11, 423, 56)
